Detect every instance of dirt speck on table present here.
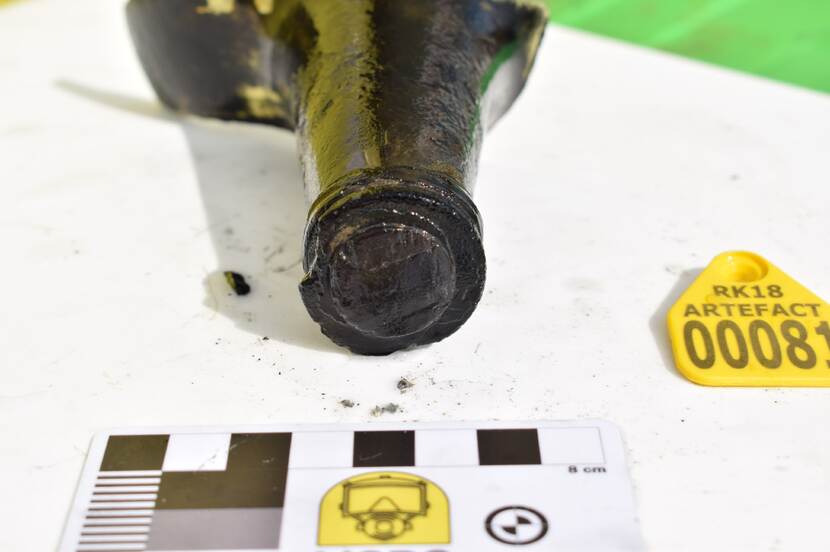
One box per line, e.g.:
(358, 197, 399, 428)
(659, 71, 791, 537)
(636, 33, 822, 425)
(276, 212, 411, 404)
(396, 378, 414, 393)
(371, 403, 400, 416)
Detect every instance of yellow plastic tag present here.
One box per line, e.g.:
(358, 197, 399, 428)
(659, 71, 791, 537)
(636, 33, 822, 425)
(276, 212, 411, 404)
(668, 252, 830, 386)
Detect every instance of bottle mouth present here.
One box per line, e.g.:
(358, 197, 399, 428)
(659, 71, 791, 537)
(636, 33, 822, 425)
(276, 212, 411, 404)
(300, 168, 485, 355)
(328, 222, 456, 339)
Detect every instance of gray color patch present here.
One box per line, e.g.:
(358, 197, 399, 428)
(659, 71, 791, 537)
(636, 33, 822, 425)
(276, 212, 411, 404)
(146, 508, 282, 550)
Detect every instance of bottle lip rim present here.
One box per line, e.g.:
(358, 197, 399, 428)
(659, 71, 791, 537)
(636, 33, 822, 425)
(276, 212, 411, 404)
(299, 167, 486, 355)
(306, 166, 481, 227)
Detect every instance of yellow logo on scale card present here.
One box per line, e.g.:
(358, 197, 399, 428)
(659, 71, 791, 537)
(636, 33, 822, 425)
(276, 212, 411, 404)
(318, 471, 450, 546)
(668, 252, 830, 386)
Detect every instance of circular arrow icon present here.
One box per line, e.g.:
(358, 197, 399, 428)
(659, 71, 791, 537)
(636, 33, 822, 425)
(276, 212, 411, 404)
(485, 506, 549, 545)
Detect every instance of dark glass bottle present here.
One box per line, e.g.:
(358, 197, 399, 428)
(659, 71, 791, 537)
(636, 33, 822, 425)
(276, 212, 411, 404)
(127, 0, 547, 354)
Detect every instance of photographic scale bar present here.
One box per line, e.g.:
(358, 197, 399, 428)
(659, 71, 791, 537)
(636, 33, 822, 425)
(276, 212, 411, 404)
(70, 426, 610, 551)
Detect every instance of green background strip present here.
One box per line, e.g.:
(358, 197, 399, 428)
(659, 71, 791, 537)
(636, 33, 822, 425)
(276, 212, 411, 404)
(544, 0, 830, 94)
(1, 0, 825, 93)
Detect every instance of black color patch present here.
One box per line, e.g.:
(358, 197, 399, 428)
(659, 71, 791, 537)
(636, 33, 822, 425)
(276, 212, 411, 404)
(353, 431, 415, 467)
(477, 429, 541, 465)
(100, 435, 169, 472)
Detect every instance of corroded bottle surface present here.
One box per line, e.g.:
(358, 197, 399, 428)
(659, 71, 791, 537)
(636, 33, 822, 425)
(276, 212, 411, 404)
(127, 0, 547, 354)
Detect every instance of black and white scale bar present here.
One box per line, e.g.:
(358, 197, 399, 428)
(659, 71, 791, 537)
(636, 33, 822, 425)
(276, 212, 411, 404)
(77, 544, 147, 550)
(77, 539, 148, 551)
(349, 429, 543, 467)
(96, 471, 163, 478)
(81, 514, 154, 524)
(93, 486, 159, 494)
(288, 428, 605, 468)
(79, 470, 159, 552)
(95, 479, 161, 486)
(78, 519, 152, 550)
(79, 535, 149, 543)
(91, 493, 158, 500)
(82, 526, 151, 533)
(88, 502, 157, 508)
(77, 545, 146, 551)
(84, 510, 154, 518)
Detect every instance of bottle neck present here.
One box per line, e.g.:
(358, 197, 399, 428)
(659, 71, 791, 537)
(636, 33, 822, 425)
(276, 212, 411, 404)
(289, 0, 543, 203)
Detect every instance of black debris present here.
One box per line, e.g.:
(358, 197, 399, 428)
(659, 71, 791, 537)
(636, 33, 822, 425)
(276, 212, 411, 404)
(224, 271, 251, 296)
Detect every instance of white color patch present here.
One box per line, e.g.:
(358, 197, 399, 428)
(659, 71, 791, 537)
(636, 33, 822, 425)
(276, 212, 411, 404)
(162, 433, 231, 472)
(415, 428, 479, 466)
(539, 426, 606, 464)
(288, 430, 353, 468)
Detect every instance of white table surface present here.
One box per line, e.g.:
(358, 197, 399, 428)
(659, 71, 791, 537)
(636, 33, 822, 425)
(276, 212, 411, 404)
(2, 1, 829, 551)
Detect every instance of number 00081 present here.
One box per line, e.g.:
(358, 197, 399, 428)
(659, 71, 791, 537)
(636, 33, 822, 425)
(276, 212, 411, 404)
(683, 320, 830, 369)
